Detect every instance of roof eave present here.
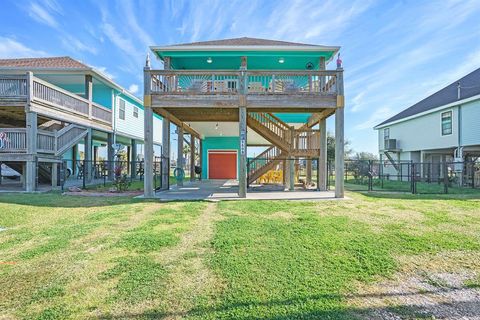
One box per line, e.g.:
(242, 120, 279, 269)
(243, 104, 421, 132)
(374, 93, 480, 130)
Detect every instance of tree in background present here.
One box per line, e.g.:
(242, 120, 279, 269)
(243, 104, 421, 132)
(327, 131, 352, 162)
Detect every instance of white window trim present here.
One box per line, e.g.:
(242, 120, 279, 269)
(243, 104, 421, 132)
(119, 98, 126, 120)
(133, 106, 139, 118)
(440, 110, 453, 136)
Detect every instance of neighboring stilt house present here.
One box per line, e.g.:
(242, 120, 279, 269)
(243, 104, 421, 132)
(0, 57, 163, 191)
(143, 37, 345, 198)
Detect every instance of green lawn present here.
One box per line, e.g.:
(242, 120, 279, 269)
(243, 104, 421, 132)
(1, 192, 480, 319)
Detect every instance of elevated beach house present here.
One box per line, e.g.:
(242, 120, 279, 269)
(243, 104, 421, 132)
(375, 67, 480, 168)
(142, 37, 345, 198)
(0, 57, 162, 192)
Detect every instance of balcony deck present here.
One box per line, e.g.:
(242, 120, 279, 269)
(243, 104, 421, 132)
(0, 74, 112, 131)
(147, 69, 341, 111)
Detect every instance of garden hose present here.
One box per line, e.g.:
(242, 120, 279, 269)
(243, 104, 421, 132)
(173, 167, 185, 182)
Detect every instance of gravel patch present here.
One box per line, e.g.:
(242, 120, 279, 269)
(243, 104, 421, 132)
(350, 271, 480, 319)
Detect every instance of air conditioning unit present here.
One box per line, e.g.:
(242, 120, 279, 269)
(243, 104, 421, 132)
(384, 139, 397, 150)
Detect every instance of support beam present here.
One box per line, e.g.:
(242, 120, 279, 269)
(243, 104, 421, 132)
(84, 128, 92, 183)
(131, 139, 137, 179)
(154, 108, 201, 138)
(177, 125, 184, 187)
(25, 111, 37, 192)
(144, 106, 154, 197)
(107, 133, 114, 180)
(238, 106, 247, 198)
(335, 68, 345, 198)
(199, 138, 203, 181)
(190, 134, 195, 182)
(284, 159, 290, 190)
(318, 118, 327, 191)
(289, 158, 295, 191)
(306, 157, 312, 185)
(51, 163, 58, 189)
(161, 117, 170, 190)
(85, 75, 93, 119)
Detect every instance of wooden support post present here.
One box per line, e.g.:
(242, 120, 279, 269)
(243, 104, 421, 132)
(306, 157, 312, 185)
(161, 118, 170, 189)
(335, 68, 345, 198)
(51, 163, 58, 189)
(284, 159, 290, 190)
(144, 59, 155, 198)
(289, 158, 295, 191)
(25, 111, 37, 192)
(199, 138, 203, 181)
(190, 134, 195, 182)
(318, 118, 327, 191)
(107, 132, 114, 180)
(84, 128, 92, 183)
(131, 139, 137, 179)
(85, 74, 93, 119)
(144, 106, 154, 197)
(239, 106, 247, 198)
(177, 125, 184, 187)
(319, 56, 326, 90)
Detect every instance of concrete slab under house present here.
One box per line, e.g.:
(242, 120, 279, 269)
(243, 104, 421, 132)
(143, 37, 346, 199)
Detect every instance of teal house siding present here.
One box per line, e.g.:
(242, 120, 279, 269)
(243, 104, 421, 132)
(201, 137, 240, 179)
(460, 99, 480, 147)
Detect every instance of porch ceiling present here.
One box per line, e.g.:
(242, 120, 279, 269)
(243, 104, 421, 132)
(166, 52, 333, 70)
(186, 121, 269, 145)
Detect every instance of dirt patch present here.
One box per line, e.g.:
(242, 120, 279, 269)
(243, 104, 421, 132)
(269, 211, 296, 220)
(349, 252, 480, 319)
(63, 191, 142, 197)
(157, 202, 225, 319)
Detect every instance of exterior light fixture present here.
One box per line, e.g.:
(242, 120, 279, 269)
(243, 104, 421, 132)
(207, 57, 213, 63)
(278, 58, 285, 64)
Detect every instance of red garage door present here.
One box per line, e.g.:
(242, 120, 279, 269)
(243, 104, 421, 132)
(208, 151, 237, 179)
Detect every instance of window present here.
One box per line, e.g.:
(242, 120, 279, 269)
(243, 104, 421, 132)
(383, 128, 390, 140)
(133, 106, 139, 118)
(119, 99, 125, 120)
(441, 111, 452, 135)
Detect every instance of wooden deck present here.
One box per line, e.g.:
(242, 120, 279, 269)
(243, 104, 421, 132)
(0, 74, 112, 131)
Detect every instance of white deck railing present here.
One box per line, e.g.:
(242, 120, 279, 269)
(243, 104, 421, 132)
(0, 74, 112, 125)
(0, 125, 87, 155)
(147, 69, 339, 95)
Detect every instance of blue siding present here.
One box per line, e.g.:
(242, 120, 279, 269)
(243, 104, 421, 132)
(201, 137, 240, 179)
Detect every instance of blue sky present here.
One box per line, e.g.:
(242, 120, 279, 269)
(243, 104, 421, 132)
(1, 0, 479, 153)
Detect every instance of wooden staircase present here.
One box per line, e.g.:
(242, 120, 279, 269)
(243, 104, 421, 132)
(246, 112, 321, 184)
(55, 124, 89, 156)
(248, 146, 284, 184)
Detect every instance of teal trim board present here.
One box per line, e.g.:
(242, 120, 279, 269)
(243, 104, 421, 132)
(201, 136, 240, 179)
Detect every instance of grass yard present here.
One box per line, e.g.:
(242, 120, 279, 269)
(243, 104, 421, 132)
(1, 192, 480, 319)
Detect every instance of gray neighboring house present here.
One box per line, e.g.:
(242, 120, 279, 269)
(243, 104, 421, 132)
(374, 67, 480, 169)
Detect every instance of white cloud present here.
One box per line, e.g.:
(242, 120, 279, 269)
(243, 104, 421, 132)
(28, 1, 61, 28)
(128, 84, 139, 94)
(60, 35, 97, 55)
(354, 107, 394, 130)
(0, 37, 47, 58)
